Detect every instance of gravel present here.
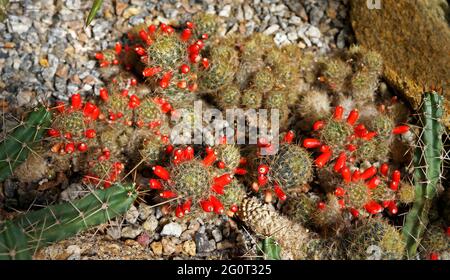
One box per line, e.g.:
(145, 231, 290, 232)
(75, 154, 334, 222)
(0, 0, 350, 106)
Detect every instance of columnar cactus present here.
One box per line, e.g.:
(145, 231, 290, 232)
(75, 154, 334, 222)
(0, 183, 138, 260)
(0, 106, 52, 182)
(403, 91, 445, 259)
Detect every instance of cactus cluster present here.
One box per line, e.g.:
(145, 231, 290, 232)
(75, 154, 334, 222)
(199, 33, 303, 129)
(318, 45, 383, 104)
(419, 222, 450, 260)
(2, 13, 447, 261)
(303, 105, 410, 169)
(44, 83, 171, 188)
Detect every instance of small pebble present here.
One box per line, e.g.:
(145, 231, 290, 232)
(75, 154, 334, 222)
(160, 222, 183, 238)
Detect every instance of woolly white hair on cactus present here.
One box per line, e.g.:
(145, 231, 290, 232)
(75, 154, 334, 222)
(298, 90, 331, 130)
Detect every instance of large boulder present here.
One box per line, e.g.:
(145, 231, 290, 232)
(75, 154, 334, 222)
(350, 0, 450, 128)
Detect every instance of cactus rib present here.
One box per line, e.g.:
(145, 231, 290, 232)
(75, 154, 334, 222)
(0, 221, 31, 260)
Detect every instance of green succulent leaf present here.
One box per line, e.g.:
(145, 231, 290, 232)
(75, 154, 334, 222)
(85, 0, 103, 27)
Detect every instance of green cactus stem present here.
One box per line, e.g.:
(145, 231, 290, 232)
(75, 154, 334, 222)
(0, 221, 32, 260)
(0, 106, 52, 182)
(0, 183, 138, 260)
(258, 237, 281, 260)
(402, 91, 444, 259)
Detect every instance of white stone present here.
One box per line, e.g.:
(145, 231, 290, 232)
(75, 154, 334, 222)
(125, 205, 139, 224)
(274, 32, 289, 46)
(287, 31, 298, 42)
(161, 222, 183, 238)
(219, 5, 232, 17)
(305, 26, 321, 39)
(263, 24, 279, 35)
(243, 4, 254, 20)
(8, 16, 32, 34)
(143, 215, 159, 234)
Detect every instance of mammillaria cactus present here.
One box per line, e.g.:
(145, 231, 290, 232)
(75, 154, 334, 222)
(248, 131, 313, 202)
(419, 222, 450, 260)
(3, 10, 446, 261)
(198, 33, 303, 130)
(318, 45, 383, 105)
(150, 145, 245, 218)
(343, 218, 405, 260)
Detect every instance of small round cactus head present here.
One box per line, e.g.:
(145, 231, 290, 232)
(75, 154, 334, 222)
(297, 89, 331, 130)
(249, 133, 313, 203)
(397, 181, 415, 204)
(214, 85, 241, 109)
(146, 30, 187, 70)
(84, 148, 125, 189)
(241, 33, 275, 62)
(419, 223, 450, 260)
(241, 87, 263, 109)
(312, 194, 345, 233)
(220, 180, 247, 216)
(48, 94, 101, 156)
(150, 146, 241, 218)
(320, 57, 352, 93)
(214, 144, 241, 174)
(354, 138, 390, 163)
(282, 193, 316, 226)
(252, 67, 275, 93)
(267, 144, 313, 190)
(367, 114, 395, 139)
(348, 44, 383, 76)
(133, 97, 165, 128)
(344, 218, 405, 260)
(198, 44, 239, 92)
(370, 182, 396, 205)
(341, 180, 370, 212)
(351, 69, 378, 103)
(138, 135, 167, 166)
(192, 13, 220, 39)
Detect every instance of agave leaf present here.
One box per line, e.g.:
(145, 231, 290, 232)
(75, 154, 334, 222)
(85, 0, 103, 27)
